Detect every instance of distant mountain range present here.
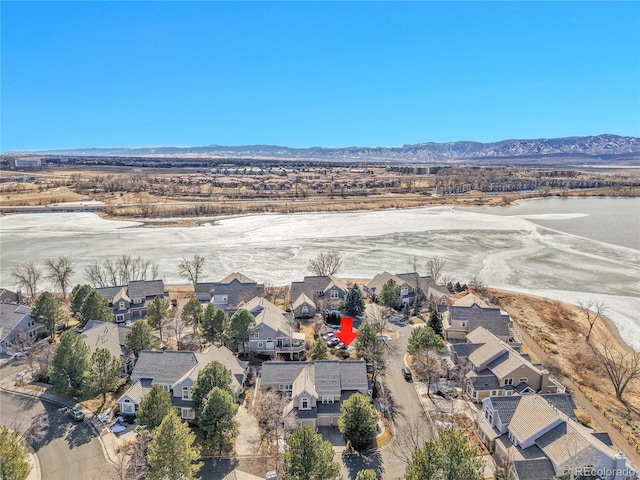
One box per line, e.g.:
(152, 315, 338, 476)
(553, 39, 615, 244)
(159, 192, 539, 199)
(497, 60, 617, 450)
(12, 134, 640, 164)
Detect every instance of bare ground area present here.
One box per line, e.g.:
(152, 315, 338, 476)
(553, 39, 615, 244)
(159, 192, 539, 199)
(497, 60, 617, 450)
(491, 289, 640, 465)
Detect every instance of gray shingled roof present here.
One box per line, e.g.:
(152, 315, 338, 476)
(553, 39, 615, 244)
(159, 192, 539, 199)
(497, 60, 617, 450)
(195, 282, 216, 299)
(212, 279, 264, 309)
(0, 303, 31, 342)
(488, 396, 523, 424)
(513, 458, 558, 480)
(290, 276, 347, 304)
(97, 280, 165, 302)
(447, 304, 511, 338)
(81, 320, 128, 359)
(132, 350, 199, 385)
(450, 342, 482, 359)
(469, 372, 501, 390)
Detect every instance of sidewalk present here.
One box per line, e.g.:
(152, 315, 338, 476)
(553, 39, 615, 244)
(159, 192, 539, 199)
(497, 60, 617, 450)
(0, 369, 122, 478)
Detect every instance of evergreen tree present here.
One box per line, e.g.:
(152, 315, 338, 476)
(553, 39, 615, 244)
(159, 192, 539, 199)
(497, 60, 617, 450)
(70, 284, 92, 322)
(137, 384, 173, 430)
(31, 291, 64, 338)
(428, 310, 443, 338)
(125, 320, 158, 358)
(281, 426, 341, 480)
(191, 361, 233, 410)
(200, 304, 228, 343)
(411, 294, 422, 316)
(404, 428, 483, 480)
(147, 410, 201, 480)
(407, 326, 444, 355)
(224, 308, 255, 353)
(181, 297, 204, 335)
(85, 347, 123, 402)
(355, 470, 377, 480)
(0, 425, 31, 480)
(344, 284, 365, 316)
(49, 330, 90, 395)
(79, 288, 114, 326)
(146, 296, 171, 343)
(378, 279, 401, 309)
(309, 338, 329, 360)
(338, 393, 377, 451)
(198, 387, 239, 454)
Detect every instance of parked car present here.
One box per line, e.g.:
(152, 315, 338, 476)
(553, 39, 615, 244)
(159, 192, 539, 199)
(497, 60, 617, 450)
(402, 367, 412, 381)
(66, 407, 85, 422)
(334, 342, 346, 350)
(322, 332, 336, 340)
(326, 338, 340, 347)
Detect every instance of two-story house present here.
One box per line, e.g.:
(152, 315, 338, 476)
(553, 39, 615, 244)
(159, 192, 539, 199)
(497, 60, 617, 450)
(364, 272, 452, 306)
(451, 327, 563, 402)
(442, 302, 514, 342)
(96, 280, 167, 322)
(260, 360, 370, 428)
(239, 297, 305, 359)
(290, 275, 349, 316)
(478, 394, 632, 480)
(116, 345, 248, 421)
(195, 273, 264, 313)
(0, 303, 44, 353)
(80, 320, 134, 374)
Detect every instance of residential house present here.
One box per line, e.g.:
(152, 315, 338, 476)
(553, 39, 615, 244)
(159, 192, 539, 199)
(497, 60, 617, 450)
(442, 303, 514, 342)
(450, 327, 562, 403)
(116, 345, 249, 421)
(478, 394, 632, 480)
(292, 293, 316, 319)
(260, 360, 370, 428)
(81, 320, 134, 374)
(0, 289, 26, 305)
(290, 275, 349, 315)
(0, 303, 44, 353)
(364, 272, 452, 306)
(96, 280, 167, 322)
(195, 273, 264, 312)
(239, 297, 305, 359)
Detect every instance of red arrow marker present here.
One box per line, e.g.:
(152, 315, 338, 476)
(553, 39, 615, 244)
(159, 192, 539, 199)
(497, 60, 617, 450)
(335, 317, 359, 347)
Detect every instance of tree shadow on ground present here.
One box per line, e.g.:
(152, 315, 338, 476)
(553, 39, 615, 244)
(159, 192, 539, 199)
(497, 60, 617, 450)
(25, 405, 95, 451)
(342, 449, 384, 479)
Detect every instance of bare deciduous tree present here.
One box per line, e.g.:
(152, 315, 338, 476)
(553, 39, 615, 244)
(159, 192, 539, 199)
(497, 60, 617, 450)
(426, 257, 446, 283)
(44, 256, 75, 298)
(391, 413, 434, 466)
(11, 261, 42, 303)
(412, 348, 446, 399)
(254, 390, 298, 456)
(84, 256, 160, 287)
(28, 341, 55, 382)
(367, 304, 389, 333)
(178, 254, 206, 290)
(307, 251, 343, 276)
(579, 299, 608, 342)
(591, 339, 640, 402)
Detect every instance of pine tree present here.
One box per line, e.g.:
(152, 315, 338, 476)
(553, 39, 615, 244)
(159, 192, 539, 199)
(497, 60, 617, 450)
(281, 426, 341, 480)
(181, 297, 204, 335)
(198, 387, 239, 455)
(309, 338, 329, 360)
(31, 291, 64, 338)
(354, 322, 386, 384)
(137, 384, 173, 430)
(146, 296, 171, 343)
(355, 470, 377, 480)
(378, 279, 401, 309)
(125, 320, 158, 358)
(407, 326, 444, 355)
(200, 304, 228, 343)
(338, 393, 377, 451)
(49, 330, 90, 395)
(428, 310, 443, 338)
(147, 410, 201, 480)
(70, 284, 92, 322)
(0, 425, 31, 480)
(191, 361, 233, 410)
(344, 284, 365, 316)
(224, 308, 255, 353)
(85, 347, 123, 402)
(79, 288, 114, 325)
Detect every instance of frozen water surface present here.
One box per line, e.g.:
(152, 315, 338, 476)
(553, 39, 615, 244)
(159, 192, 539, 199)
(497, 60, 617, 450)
(1, 199, 639, 348)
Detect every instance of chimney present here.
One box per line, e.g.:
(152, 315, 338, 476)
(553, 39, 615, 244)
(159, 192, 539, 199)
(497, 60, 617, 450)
(540, 369, 550, 392)
(613, 452, 627, 480)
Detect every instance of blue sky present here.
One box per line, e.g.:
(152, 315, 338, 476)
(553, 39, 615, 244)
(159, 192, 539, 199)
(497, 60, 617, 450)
(1, 1, 639, 152)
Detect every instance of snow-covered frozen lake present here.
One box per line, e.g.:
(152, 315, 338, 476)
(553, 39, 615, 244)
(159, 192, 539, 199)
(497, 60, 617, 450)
(1, 197, 639, 348)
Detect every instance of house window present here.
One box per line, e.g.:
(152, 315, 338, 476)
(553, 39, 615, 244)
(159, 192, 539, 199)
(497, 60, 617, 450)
(316, 290, 324, 297)
(182, 386, 191, 400)
(301, 397, 309, 409)
(115, 314, 125, 322)
(322, 396, 334, 404)
(119, 301, 125, 310)
(121, 400, 135, 414)
(504, 378, 513, 386)
(331, 302, 340, 310)
(461, 321, 467, 327)
(181, 408, 195, 419)
(505, 390, 513, 396)
(161, 385, 170, 392)
(254, 332, 260, 339)
(301, 306, 309, 315)
(519, 377, 528, 384)
(490, 390, 497, 396)
(258, 342, 264, 349)
(401, 286, 409, 296)
(279, 384, 292, 392)
(133, 298, 142, 304)
(330, 289, 339, 299)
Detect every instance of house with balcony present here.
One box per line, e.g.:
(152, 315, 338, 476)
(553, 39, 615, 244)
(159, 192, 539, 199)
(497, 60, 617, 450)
(260, 360, 370, 428)
(116, 345, 248, 421)
(0, 303, 45, 353)
(442, 302, 514, 342)
(96, 280, 167, 323)
(364, 272, 452, 306)
(478, 394, 632, 480)
(451, 327, 563, 403)
(195, 272, 264, 313)
(290, 275, 349, 315)
(238, 297, 306, 359)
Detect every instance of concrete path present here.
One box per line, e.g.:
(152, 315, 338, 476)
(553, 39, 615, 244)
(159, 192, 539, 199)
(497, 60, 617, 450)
(235, 404, 261, 456)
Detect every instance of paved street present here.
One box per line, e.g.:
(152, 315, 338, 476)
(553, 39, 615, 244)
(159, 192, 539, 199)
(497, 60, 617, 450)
(0, 359, 107, 480)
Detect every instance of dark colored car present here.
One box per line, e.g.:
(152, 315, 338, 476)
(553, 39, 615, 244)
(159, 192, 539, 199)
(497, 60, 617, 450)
(402, 367, 412, 381)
